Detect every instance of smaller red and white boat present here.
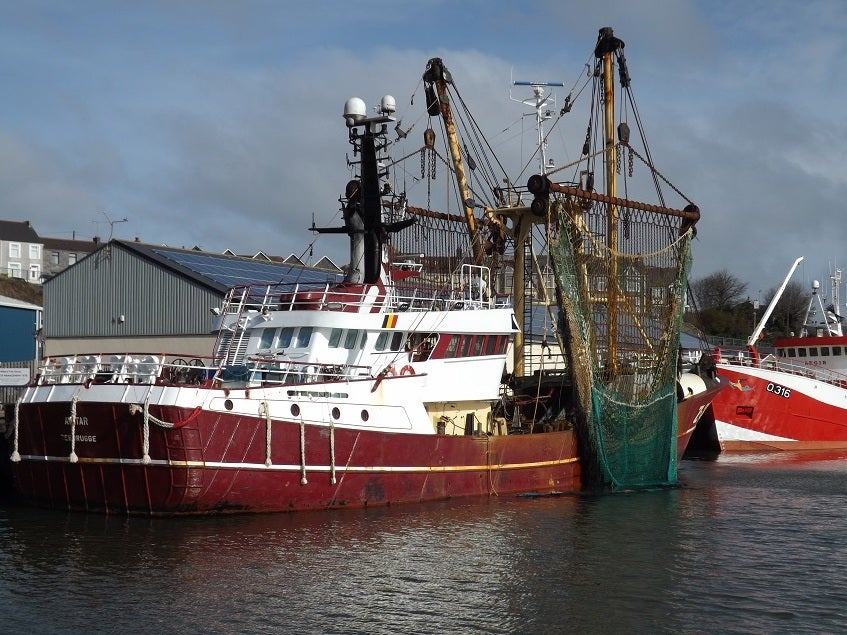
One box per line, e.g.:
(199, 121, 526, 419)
(712, 257, 847, 451)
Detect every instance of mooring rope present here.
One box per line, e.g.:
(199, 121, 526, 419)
(299, 418, 308, 485)
(67, 395, 79, 463)
(259, 401, 272, 467)
(128, 402, 203, 428)
(141, 395, 151, 464)
(329, 416, 336, 485)
(10, 395, 21, 463)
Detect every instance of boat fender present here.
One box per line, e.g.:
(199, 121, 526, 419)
(400, 365, 416, 376)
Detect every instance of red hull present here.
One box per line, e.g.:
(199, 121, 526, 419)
(10, 382, 721, 515)
(713, 366, 847, 451)
(12, 402, 580, 515)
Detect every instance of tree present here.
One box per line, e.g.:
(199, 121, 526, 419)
(691, 270, 747, 311)
(760, 280, 808, 337)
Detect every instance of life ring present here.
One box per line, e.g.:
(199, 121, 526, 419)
(400, 365, 416, 376)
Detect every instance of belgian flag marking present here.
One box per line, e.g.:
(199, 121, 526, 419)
(382, 314, 398, 328)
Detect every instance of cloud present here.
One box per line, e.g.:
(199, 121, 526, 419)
(3, 0, 847, 299)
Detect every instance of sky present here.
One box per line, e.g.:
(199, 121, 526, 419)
(2, 0, 847, 303)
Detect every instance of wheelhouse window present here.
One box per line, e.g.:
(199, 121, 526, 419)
(278, 327, 295, 348)
(485, 336, 496, 355)
(328, 328, 343, 348)
(834, 346, 843, 356)
(445, 336, 459, 358)
(344, 329, 359, 349)
(821, 347, 830, 356)
(786, 348, 796, 357)
(390, 332, 404, 351)
(472, 336, 483, 357)
(294, 326, 313, 348)
(460, 336, 472, 357)
(809, 348, 818, 357)
(798, 348, 807, 358)
(375, 332, 389, 351)
(259, 328, 278, 349)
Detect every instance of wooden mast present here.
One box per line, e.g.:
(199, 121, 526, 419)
(423, 58, 483, 265)
(596, 27, 622, 380)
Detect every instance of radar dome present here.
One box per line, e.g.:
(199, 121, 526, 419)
(344, 97, 367, 126)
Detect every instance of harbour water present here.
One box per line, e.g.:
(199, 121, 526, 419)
(2, 453, 847, 635)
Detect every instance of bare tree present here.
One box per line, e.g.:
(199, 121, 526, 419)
(691, 270, 748, 311)
(761, 280, 808, 336)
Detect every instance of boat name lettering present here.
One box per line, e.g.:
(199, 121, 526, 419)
(60, 434, 97, 443)
(766, 382, 791, 399)
(64, 416, 89, 426)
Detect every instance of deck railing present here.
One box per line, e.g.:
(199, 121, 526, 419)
(33, 353, 376, 388)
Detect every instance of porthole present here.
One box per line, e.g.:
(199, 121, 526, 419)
(291, 403, 300, 416)
(332, 407, 341, 420)
(224, 399, 233, 411)
(360, 409, 369, 422)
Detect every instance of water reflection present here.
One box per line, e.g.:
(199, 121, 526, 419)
(2, 455, 847, 634)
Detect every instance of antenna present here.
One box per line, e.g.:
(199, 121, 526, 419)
(510, 80, 565, 175)
(102, 211, 128, 241)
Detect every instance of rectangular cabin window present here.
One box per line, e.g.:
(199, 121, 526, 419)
(834, 346, 843, 356)
(375, 332, 389, 351)
(798, 348, 807, 358)
(445, 336, 458, 358)
(329, 328, 343, 348)
(472, 337, 483, 357)
(821, 347, 830, 356)
(809, 347, 818, 357)
(278, 327, 295, 348)
(786, 348, 796, 357)
(485, 335, 497, 355)
(295, 327, 313, 348)
(390, 332, 404, 351)
(460, 336, 472, 358)
(344, 329, 359, 349)
(259, 328, 278, 350)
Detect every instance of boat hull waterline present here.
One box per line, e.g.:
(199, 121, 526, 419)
(11, 383, 719, 515)
(713, 365, 847, 452)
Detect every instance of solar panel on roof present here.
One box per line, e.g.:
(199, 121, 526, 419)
(152, 248, 343, 289)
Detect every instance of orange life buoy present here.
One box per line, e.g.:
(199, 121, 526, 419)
(400, 365, 416, 376)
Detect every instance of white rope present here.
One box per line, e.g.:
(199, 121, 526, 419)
(128, 402, 181, 428)
(260, 401, 272, 467)
(141, 395, 151, 465)
(329, 416, 336, 485)
(67, 395, 79, 463)
(299, 418, 308, 485)
(10, 395, 21, 462)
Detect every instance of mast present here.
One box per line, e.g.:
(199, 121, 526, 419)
(512, 80, 564, 176)
(595, 27, 624, 379)
(315, 95, 414, 284)
(423, 58, 483, 264)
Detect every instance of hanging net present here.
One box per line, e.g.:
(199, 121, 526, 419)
(543, 179, 696, 491)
